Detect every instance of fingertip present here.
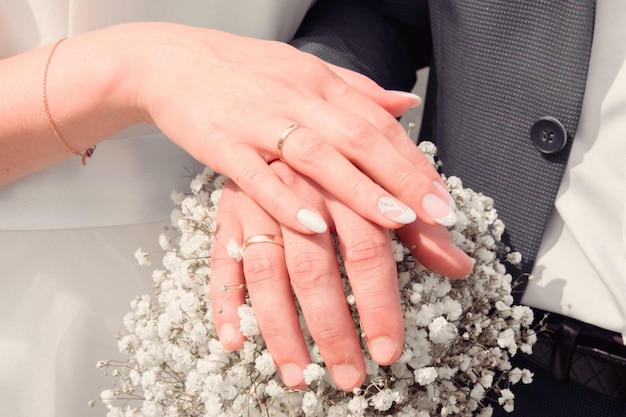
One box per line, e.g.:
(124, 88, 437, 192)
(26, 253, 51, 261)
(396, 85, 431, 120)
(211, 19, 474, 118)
(387, 90, 422, 108)
(297, 208, 328, 233)
(278, 363, 307, 389)
(218, 322, 245, 351)
(368, 336, 402, 366)
(448, 254, 476, 279)
(377, 196, 417, 225)
(421, 193, 458, 227)
(331, 363, 365, 392)
(416, 239, 475, 279)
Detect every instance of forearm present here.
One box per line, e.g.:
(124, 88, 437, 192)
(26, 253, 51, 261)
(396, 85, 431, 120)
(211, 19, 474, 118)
(0, 27, 141, 186)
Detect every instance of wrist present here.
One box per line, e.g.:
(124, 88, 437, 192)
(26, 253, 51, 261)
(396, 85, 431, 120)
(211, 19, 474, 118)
(49, 26, 148, 143)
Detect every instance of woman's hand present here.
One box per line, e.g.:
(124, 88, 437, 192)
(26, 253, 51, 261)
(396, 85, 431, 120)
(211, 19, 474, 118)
(1, 22, 454, 234)
(116, 23, 457, 233)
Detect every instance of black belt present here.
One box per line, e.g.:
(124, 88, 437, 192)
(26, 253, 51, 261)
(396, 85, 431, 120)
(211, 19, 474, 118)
(522, 307, 626, 400)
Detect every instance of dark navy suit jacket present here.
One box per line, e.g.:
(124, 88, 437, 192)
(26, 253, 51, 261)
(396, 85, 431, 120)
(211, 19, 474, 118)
(291, 0, 596, 283)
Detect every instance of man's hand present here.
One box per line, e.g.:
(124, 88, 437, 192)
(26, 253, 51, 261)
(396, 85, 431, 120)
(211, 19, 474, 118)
(210, 162, 473, 391)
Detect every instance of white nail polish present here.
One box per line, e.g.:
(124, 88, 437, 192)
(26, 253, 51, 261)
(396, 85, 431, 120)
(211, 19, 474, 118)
(422, 193, 457, 226)
(297, 209, 328, 233)
(378, 196, 417, 224)
(433, 180, 457, 210)
(388, 90, 422, 108)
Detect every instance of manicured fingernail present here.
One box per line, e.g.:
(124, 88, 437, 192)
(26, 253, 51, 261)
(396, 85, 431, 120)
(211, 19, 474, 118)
(422, 193, 457, 226)
(388, 90, 422, 108)
(218, 323, 239, 346)
(433, 181, 456, 210)
(332, 364, 362, 391)
(378, 196, 417, 224)
(280, 363, 304, 387)
(297, 209, 328, 233)
(369, 337, 398, 365)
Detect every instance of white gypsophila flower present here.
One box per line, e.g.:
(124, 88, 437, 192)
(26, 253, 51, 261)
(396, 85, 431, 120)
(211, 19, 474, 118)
(442, 298, 463, 321)
(347, 396, 369, 416)
(226, 238, 243, 262)
(134, 248, 151, 266)
(210, 188, 223, 207)
(101, 389, 116, 406)
(370, 389, 398, 412)
(301, 391, 319, 415)
(497, 328, 518, 355)
(498, 389, 515, 413)
(414, 366, 438, 386)
(98, 143, 537, 416)
(479, 371, 494, 389)
(106, 407, 124, 417)
(237, 304, 260, 337)
(391, 238, 406, 262)
(303, 363, 325, 385)
(428, 316, 457, 344)
(190, 175, 204, 194)
(254, 350, 276, 378)
(508, 367, 523, 384)
(158, 233, 172, 251)
(346, 294, 356, 306)
(506, 251, 522, 265)
(170, 190, 185, 205)
(328, 405, 349, 417)
(414, 304, 436, 327)
(265, 379, 285, 398)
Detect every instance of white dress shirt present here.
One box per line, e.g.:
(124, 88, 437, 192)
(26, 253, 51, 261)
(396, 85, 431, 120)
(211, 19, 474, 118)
(526, 0, 626, 341)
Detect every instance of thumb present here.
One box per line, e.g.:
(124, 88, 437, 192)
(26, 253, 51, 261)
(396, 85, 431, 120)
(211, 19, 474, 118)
(396, 220, 474, 279)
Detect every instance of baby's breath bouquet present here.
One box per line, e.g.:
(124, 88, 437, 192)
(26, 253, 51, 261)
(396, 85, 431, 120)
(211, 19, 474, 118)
(97, 142, 537, 417)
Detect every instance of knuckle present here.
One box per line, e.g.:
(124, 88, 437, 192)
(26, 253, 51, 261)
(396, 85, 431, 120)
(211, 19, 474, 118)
(263, 189, 289, 217)
(342, 118, 376, 147)
(378, 116, 406, 140)
(342, 232, 390, 272)
(299, 55, 335, 80)
(356, 301, 389, 318)
(258, 322, 285, 341)
(395, 167, 421, 194)
(295, 136, 332, 166)
(313, 325, 350, 348)
(210, 247, 231, 270)
(289, 252, 332, 291)
(347, 175, 372, 200)
(271, 162, 299, 188)
(244, 257, 280, 286)
(236, 163, 266, 188)
(210, 244, 238, 276)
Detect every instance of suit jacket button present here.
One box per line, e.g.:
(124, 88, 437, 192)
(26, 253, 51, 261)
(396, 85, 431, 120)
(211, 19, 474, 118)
(530, 116, 568, 154)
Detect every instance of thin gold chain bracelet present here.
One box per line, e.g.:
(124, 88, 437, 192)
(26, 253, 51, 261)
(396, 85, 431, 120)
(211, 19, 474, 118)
(43, 37, 95, 165)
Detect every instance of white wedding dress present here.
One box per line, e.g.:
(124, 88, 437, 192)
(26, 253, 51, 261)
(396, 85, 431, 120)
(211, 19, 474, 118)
(0, 1, 313, 416)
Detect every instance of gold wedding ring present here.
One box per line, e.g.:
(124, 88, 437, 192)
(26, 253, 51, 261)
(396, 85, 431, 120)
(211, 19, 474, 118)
(242, 234, 285, 252)
(276, 123, 303, 161)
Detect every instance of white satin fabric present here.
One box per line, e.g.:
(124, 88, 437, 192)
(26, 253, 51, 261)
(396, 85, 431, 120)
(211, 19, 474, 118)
(526, 1, 626, 340)
(0, 223, 165, 417)
(0, 1, 313, 416)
